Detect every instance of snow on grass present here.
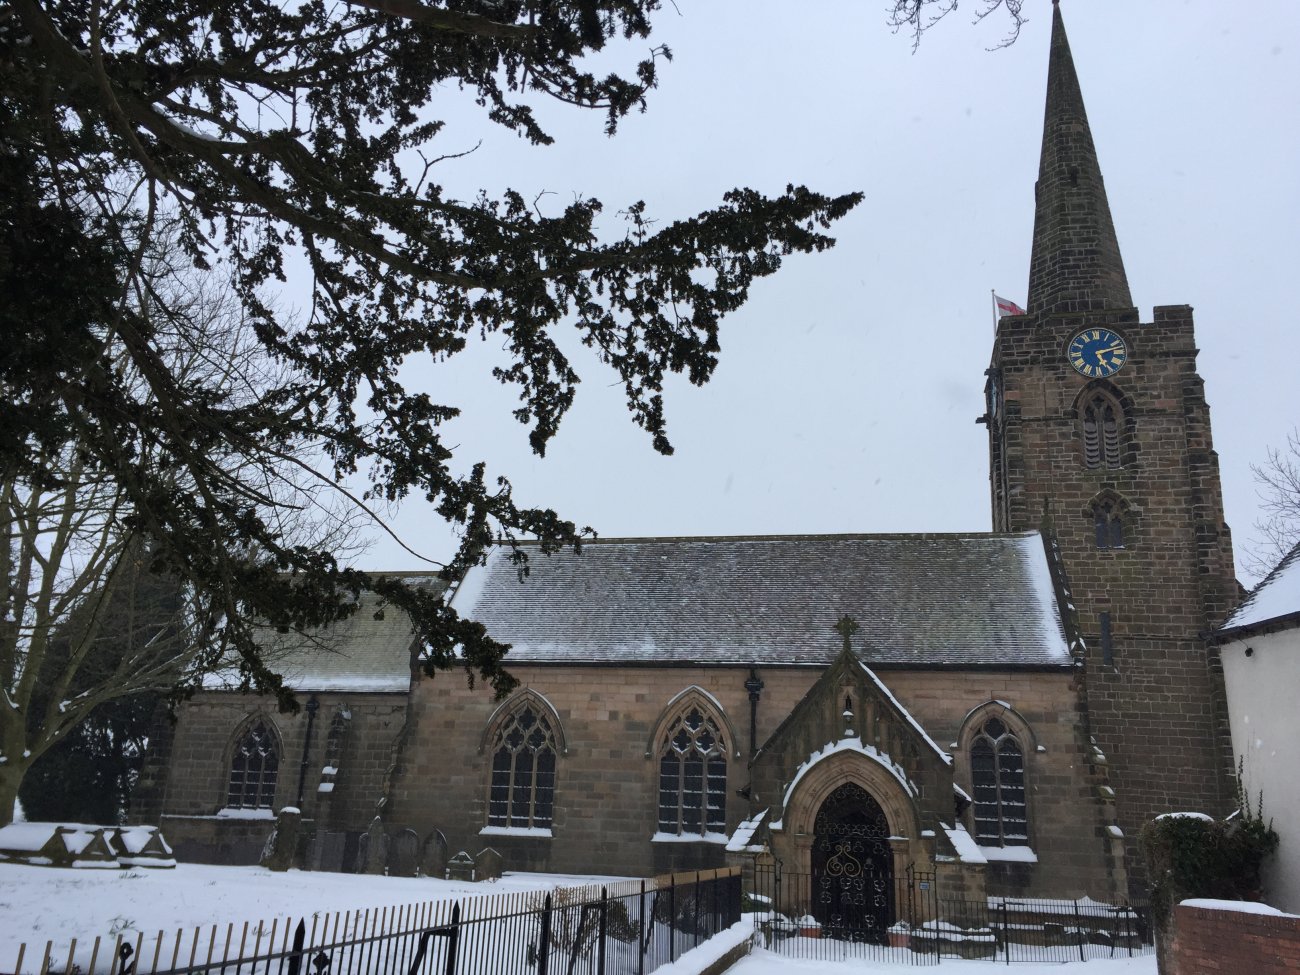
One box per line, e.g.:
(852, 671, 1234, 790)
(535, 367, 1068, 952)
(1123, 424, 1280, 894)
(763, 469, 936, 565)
(0, 861, 619, 971)
(727, 944, 1157, 974)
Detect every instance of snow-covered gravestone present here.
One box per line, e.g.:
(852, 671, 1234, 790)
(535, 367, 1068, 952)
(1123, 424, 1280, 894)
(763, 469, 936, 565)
(445, 850, 475, 882)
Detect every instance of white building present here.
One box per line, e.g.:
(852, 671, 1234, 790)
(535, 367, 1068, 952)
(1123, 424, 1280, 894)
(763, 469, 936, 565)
(1218, 541, 1300, 912)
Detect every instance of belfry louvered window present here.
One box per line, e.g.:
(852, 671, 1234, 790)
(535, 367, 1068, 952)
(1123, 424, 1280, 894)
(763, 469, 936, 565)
(1081, 391, 1123, 469)
(970, 718, 1028, 846)
(488, 706, 557, 830)
(658, 706, 727, 836)
(226, 720, 280, 810)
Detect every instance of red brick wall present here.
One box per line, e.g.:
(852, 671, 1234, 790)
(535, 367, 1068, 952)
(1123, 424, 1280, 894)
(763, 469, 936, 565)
(1169, 902, 1300, 974)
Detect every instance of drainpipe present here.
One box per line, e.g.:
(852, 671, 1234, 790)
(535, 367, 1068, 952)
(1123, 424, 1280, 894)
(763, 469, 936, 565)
(295, 695, 320, 810)
(744, 668, 764, 759)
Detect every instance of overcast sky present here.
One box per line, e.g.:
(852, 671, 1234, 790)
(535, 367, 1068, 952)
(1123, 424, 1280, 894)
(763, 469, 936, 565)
(339, 0, 1300, 585)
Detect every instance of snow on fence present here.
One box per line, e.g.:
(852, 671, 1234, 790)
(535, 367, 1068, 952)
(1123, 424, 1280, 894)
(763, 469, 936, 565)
(6, 867, 741, 975)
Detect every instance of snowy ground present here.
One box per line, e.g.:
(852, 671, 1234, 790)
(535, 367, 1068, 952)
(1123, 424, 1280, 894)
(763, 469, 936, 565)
(0, 861, 616, 972)
(0, 860, 1161, 975)
(727, 946, 1158, 974)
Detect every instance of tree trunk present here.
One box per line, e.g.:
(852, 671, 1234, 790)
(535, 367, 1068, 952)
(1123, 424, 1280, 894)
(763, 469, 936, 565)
(0, 762, 25, 826)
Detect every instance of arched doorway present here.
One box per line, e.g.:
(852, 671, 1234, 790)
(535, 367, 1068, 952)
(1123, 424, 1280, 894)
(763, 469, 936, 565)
(811, 782, 894, 943)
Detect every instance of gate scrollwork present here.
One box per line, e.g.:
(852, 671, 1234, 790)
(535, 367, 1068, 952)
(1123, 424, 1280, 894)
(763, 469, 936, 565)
(811, 783, 893, 943)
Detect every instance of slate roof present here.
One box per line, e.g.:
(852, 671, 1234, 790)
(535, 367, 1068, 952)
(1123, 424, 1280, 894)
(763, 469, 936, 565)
(450, 533, 1070, 668)
(205, 574, 443, 693)
(1220, 540, 1300, 635)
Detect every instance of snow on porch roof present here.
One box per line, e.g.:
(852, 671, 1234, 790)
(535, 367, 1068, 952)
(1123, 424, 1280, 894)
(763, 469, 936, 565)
(450, 532, 1070, 668)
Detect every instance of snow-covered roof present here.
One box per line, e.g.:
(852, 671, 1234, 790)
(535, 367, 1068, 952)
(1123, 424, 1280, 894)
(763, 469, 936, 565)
(204, 574, 444, 693)
(725, 809, 768, 853)
(1221, 541, 1300, 635)
(450, 533, 1070, 667)
(780, 736, 919, 812)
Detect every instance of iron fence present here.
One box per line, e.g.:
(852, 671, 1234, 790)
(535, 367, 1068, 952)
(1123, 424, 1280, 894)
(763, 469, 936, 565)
(749, 862, 939, 966)
(8, 868, 741, 975)
(749, 862, 1154, 965)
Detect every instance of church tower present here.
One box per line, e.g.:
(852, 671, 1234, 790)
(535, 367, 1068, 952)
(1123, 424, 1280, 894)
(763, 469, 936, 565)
(984, 2, 1240, 874)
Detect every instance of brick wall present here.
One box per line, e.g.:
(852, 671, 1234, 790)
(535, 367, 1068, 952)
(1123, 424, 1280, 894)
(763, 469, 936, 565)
(1168, 902, 1300, 974)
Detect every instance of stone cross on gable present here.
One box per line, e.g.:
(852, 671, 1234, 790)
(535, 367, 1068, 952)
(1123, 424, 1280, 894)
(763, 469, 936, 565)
(834, 615, 859, 653)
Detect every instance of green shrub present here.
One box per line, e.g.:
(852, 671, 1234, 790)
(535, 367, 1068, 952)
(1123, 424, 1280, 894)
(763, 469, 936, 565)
(1140, 767, 1278, 920)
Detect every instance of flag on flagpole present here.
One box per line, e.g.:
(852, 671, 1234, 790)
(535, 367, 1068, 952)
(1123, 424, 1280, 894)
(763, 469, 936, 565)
(994, 294, 1026, 318)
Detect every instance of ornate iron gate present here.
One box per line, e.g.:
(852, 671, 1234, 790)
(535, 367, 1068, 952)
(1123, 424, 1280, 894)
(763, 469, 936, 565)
(811, 782, 894, 943)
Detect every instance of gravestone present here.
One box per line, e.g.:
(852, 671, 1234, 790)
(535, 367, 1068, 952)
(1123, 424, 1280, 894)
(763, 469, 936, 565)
(316, 831, 347, 873)
(363, 816, 388, 875)
(261, 808, 300, 872)
(474, 847, 504, 881)
(390, 828, 419, 878)
(446, 850, 475, 882)
(420, 829, 448, 879)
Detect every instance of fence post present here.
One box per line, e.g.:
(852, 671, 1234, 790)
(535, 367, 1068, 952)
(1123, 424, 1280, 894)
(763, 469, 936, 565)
(637, 882, 645, 975)
(597, 888, 607, 975)
(1125, 904, 1134, 958)
(443, 903, 460, 975)
(669, 876, 676, 962)
(1074, 901, 1085, 963)
(693, 873, 701, 949)
(774, 861, 782, 929)
(1002, 900, 1010, 966)
(538, 893, 552, 975)
(287, 921, 306, 975)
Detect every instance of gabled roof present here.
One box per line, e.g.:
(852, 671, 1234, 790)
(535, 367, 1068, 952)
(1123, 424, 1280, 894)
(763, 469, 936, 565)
(450, 532, 1070, 668)
(1220, 541, 1300, 636)
(205, 573, 443, 693)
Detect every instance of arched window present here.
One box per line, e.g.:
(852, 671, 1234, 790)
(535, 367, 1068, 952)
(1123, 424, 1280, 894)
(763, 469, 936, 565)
(970, 717, 1028, 846)
(226, 719, 280, 810)
(657, 706, 727, 836)
(1093, 499, 1125, 549)
(488, 705, 557, 830)
(1080, 390, 1123, 469)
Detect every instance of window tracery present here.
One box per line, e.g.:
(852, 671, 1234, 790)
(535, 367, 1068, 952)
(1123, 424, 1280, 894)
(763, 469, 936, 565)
(970, 717, 1028, 846)
(226, 719, 280, 810)
(657, 706, 727, 836)
(487, 704, 558, 830)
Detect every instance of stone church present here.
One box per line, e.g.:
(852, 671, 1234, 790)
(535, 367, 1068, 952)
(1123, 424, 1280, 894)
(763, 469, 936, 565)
(139, 2, 1240, 922)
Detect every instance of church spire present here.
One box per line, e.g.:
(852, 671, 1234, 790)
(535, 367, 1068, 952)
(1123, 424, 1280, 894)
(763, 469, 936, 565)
(1026, 2, 1132, 316)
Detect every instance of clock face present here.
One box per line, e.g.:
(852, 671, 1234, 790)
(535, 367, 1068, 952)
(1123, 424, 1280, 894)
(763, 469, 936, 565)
(1067, 328, 1128, 378)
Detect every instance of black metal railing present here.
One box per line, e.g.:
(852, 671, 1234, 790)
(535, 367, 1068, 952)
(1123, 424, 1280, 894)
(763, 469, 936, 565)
(749, 862, 1154, 965)
(11, 868, 742, 975)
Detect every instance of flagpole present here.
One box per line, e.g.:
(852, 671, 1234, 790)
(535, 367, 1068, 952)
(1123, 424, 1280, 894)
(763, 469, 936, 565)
(991, 289, 999, 334)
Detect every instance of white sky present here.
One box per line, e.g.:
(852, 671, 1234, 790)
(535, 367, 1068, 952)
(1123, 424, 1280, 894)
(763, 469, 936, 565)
(340, 0, 1300, 585)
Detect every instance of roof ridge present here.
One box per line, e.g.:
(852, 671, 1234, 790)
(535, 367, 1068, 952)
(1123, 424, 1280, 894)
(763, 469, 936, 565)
(488, 530, 1044, 547)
